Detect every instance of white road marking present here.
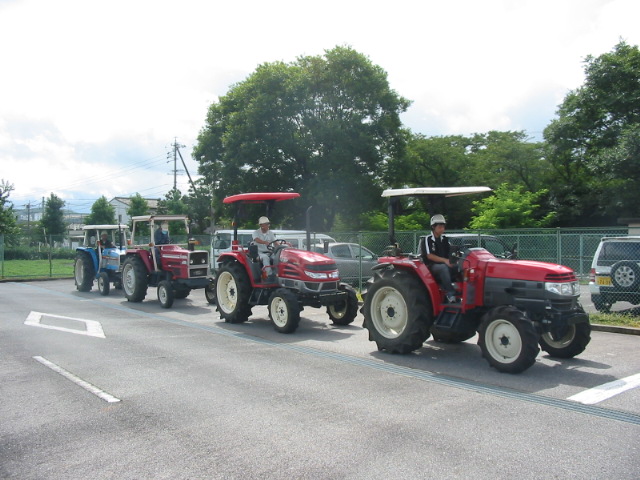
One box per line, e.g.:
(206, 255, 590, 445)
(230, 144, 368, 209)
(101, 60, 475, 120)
(24, 311, 105, 338)
(33, 356, 121, 403)
(568, 373, 640, 405)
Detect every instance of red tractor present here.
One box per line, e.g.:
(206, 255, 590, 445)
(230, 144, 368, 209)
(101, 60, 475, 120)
(212, 192, 358, 333)
(361, 187, 591, 373)
(121, 215, 211, 308)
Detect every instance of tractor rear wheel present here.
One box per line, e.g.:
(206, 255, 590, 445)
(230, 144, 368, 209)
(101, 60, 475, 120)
(74, 252, 95, 292)
(361, 269, 432, 353)
(478, 306, 539, 373)
(327, 283, 358, 325)
(540, 321, 591, 358)
(122, 256, 148, 302)
(215, 263, 252, 323)
(97, 272, 110, 296)
(268, 288, 301, 333)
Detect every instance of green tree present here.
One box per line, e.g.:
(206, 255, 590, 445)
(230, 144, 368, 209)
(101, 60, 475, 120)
(40, 193, 66, 240)
(84, 196, 116, 225)
(469, 184, 555, 229)
(544, 41, 640, 225)
(194, 45, 410, 231)
(127, 193, 150, 236)
(157, 188, 188, 216)
(0, 180, 20, 246)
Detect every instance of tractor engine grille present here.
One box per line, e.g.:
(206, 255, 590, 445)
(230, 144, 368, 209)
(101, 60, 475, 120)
(545, 272, 577, 282)
(305, 263, 338, 272)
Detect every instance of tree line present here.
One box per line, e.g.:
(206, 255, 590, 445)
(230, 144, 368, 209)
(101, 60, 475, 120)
(1, 41, 638, 243)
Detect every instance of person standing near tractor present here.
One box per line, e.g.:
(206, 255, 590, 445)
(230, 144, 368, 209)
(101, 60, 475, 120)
(422, 214, 459, 303)
(252, 216, 276, 278)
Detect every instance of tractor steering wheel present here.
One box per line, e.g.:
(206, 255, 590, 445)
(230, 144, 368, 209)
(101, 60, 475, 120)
(266, 239, 290, 253)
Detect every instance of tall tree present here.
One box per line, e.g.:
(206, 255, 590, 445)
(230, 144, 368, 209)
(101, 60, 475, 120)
(469, 183, 555, 229)
(544, 41, 640, 225)
(194, 46, 410, 231)
(127, 193, 150, 236)
(40, 193, 66, 238)
(84, 196, 116, 225)
(0, 180, 20, 245)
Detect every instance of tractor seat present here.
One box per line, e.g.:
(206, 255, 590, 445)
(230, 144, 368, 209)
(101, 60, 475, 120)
(247, 243, 260, 262)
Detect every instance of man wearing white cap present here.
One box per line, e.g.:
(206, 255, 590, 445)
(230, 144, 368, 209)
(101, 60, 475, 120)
(252, 216, 276, 277)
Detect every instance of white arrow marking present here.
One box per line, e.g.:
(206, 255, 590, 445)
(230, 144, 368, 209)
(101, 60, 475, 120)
(24, 311, 105, 338)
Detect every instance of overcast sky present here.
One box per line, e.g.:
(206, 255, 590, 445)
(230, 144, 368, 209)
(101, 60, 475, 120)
(1, 0, 638, 213)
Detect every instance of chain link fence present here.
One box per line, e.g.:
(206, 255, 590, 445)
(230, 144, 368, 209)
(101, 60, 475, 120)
(0, 227, 632, 283)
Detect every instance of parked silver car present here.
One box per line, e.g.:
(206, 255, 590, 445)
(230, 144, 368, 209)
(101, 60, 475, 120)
(312, 242, 378, 284)
(589, 236, 640, 312)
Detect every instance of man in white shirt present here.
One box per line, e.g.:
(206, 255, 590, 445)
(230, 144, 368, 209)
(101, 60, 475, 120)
(252, 216, 276, 277)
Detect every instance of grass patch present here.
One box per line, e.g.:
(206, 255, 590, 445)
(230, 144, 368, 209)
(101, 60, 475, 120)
(590, 312, 640, 329)
(1, 259, 74, 279)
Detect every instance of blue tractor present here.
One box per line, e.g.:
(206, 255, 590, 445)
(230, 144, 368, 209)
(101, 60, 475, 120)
(74, 224, 130, 295)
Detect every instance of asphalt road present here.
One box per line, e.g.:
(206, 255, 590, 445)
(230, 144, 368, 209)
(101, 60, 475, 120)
(2, 279, 639, 479)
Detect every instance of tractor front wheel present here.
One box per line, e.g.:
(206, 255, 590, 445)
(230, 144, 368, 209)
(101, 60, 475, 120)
(97, 272, 110, 296)
(122, 256, 148, 302)
(158, 280, 174, 309)
(478, 306, 540, 373)
(540, 321, 591, 358)
(268, 288, 301, 333)
(327, 284, 358, 325)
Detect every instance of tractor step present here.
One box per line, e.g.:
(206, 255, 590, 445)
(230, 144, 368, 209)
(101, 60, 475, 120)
(434, 305, 463, 329)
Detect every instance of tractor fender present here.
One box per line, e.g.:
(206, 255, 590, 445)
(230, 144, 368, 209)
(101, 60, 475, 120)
(76, 247, 99, 273)
(125, 250, 153, 274)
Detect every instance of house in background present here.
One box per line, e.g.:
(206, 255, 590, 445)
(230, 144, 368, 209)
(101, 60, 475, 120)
(110, 197, 159, 225)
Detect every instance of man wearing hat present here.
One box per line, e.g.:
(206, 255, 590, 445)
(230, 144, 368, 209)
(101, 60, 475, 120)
(422, 214, 459, 303)
(252, 216, 276, 277)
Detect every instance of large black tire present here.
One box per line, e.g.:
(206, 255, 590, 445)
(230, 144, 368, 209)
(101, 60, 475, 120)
(215, 262, 252, 323)
(97, 272, 110, 296)
(591, 294, 611, 313)
(327, 283, 358, 326)
(158, 280, 175, 309)
(122, 256, 148, 303)
(540, 321, 591, 358)
(611, 261, 640, 290)
(74, 252, 95, 292)
(205, 280, 216, 305)
(361, 269, 432, 354)
(478, 306, 540, 374)
(268, 288, 301, 334)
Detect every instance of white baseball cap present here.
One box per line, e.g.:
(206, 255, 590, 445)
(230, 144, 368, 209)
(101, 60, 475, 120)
(258, 216, 270, 225)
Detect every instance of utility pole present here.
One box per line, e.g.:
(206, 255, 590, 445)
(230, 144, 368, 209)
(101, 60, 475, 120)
(168, 137, 186, 190)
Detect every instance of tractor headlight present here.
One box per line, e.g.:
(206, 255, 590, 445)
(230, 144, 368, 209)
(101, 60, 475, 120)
(305, 270, 328, 279)
(545, 281, 579, 296)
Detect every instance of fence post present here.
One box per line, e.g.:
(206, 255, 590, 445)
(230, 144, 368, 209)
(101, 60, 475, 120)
(0, 234, 4, 279)
(49, 235, 53, 277)
(556, 228, 561, 265)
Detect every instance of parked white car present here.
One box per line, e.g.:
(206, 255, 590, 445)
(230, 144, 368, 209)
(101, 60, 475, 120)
(589, 236, 640, 312)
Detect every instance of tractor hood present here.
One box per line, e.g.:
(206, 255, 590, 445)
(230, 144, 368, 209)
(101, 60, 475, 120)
(279, 248, 336, 267)
(484, 258, 577, 282)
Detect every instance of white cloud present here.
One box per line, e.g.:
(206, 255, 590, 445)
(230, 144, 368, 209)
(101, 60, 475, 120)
(1, 0, 639, 210)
